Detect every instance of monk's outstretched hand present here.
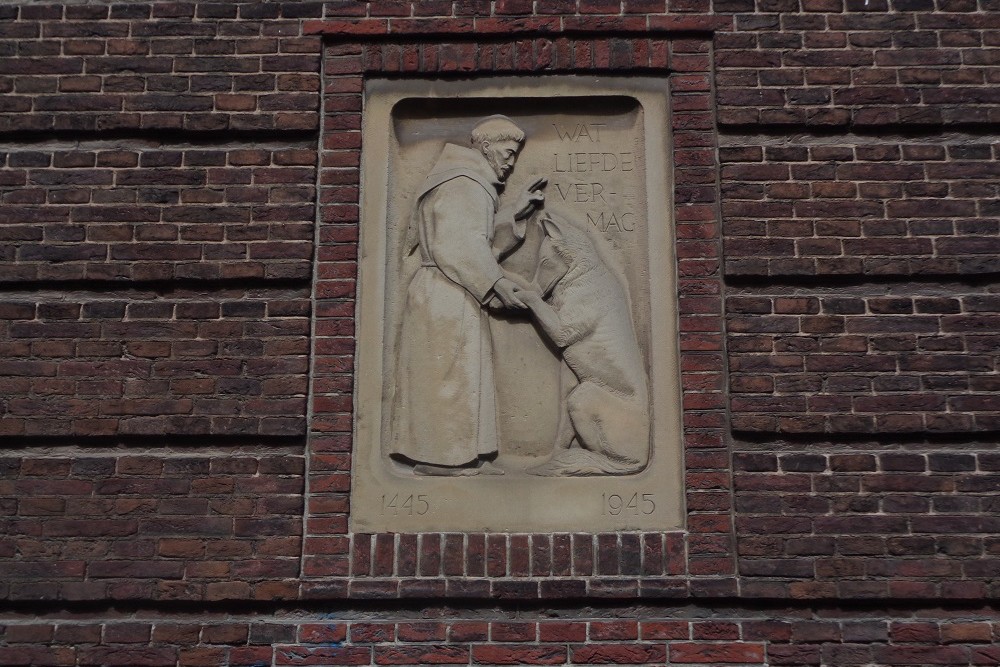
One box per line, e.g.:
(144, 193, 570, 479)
(491, 277, 528, 310)
(518, 290, 543, 309)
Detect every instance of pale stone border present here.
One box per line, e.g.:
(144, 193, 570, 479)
(351, 76, 682, 533)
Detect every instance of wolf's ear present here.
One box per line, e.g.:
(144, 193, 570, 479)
(540, 214, 563, 240)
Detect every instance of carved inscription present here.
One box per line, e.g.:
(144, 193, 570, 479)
(380, 493, 430, 515)
(550, 122, 640, 235)
(553, 122, 605, 141)
(602, 492, 656, 516)
(553, 152, 635, 173)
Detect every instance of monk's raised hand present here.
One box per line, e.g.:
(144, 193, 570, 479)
(513, 177, 547, 220)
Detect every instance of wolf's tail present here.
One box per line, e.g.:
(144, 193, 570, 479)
(527, 448, 639, 476)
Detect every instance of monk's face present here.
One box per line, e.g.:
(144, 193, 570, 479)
(481, 139, 521, 182)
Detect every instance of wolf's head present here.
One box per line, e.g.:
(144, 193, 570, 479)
(533, 212, 599, 297)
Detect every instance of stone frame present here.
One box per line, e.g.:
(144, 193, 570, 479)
(351, 75, 682, 534)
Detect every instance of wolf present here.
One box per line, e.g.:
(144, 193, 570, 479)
(516, 211, 650, 476)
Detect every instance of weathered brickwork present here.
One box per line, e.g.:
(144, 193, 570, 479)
(716, 10, 1000, 128)
(0, 143, 316, 282)
(0, 0, 998, 662)
(721, 139, 1000, 277)
(0, 289, 310, 436)
(728, 286, 1000, 433)
(0, 3, 321, 133)
(4, 610, 1000, 666)
(736, 446, 1000, 598)
(0, 449, 304, 602)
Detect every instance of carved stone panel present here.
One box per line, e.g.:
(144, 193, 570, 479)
(351, 77, 683, 533)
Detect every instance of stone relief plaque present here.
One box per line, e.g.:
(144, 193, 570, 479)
(351, 77, 683, 533)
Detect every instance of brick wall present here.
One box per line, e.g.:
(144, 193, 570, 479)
(1, 289, 309, 436)
(0, 144, 316, 282)
(0, 2, 320, 133)
(0, 0, 320, 645)
(1, 449, 303, 602)
(721, 140, 1000, 277)
(4, 610, 1000, 666)
(728, 286, 1000, 433)
(1, 1, 999, 664)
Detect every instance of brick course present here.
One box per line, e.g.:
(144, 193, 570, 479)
(0, 289, 310, 436)
(720, 139, 1000, 277)
(1, 449, 304, 602)
(735, 446, 1000, 598)
(0, 143, 317, 282)
(716, 10, 1000, 128)
(2, 611, 1000, 666)
(728, 286, 1000, 433)
(0, 3, 321, 133)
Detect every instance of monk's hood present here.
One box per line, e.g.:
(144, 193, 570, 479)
(414, 144, 502, 207)
(406, 144, 503, 254)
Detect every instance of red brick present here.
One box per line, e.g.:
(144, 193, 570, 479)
(670, 643, 766, 663)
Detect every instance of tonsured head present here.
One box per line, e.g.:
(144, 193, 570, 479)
(471, 115, 525, 182)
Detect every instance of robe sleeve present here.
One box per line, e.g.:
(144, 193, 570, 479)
(491, 205, 526, 260)
(424, 178, 505, 304)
